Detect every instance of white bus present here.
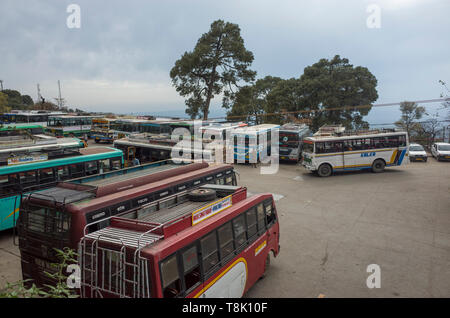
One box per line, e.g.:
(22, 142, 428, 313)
(302, 129, 409, 177)
(229, 124, 280, 163)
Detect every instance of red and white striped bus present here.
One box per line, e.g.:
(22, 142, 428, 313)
(80, 184, 280, 298)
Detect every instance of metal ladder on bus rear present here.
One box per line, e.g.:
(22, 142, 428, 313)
(80, 234, 128, 298)
(80, 225, 164, 298)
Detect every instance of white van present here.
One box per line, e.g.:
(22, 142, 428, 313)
(409, 143, 428, 162)
(431, 142, 450, 161)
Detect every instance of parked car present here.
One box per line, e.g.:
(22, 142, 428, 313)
(431, 142, 450, 161)
(409, 143, 428, 162)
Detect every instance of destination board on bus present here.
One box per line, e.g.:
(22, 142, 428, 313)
(192, 195, 232, 225)
(7, 154, 48, 165)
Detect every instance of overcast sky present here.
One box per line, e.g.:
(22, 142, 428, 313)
(1, 0, 449, 123)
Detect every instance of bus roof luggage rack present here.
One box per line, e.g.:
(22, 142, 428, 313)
(280, 123, 309, 131)
(314, 125, 346, 136)
(84, 226, 163, 249)
(28, 182, 97, 205)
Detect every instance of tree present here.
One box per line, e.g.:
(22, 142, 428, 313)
(1, 89, 35, 110)
(2, 89, 23, 109)
(170, 20, 256, 120)
(412, 112, 441, 148)
(0, 92, 10, 113)
(299, 55, 378, 131)
(395, 101, 426, 137)
(22, 95, 34, 106)
(225, 76, 282, 124)
(266, 78, 311, 124)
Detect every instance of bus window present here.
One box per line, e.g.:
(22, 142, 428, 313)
(233, 214, 247, 248)
(56, 166, 70, 181)
(398, 135, 406, 147)
(39, 168, 55, 184)
(246, 208, 258, 240)
(99, 159, 111, 173)
(315, 142, 338, 154)
(0, 175, 9, 194)
(372, 137, 388, 149)
(225, 175, 233, 185)
(256, 203, 266, 234)
(217, 222, 234, 261)
(85, 161, 98, 175)
(181, 245, 201, 291)
(111, 158, 121, 170)
(215, 177, 225, 185)
(70, 163, 84, 178)
(200, 232, 219, 275)
(20, 171, 37, 188)
(265, 200, 276, 225)
(161, 254, 181, 298)
(27, 206, 48, 233)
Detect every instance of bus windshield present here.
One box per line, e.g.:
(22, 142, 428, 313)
(21, 204, 70, 236)
(303, 141, 314, 153)
(280, 132, 299, 145)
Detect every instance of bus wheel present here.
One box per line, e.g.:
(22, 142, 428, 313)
(317, 164, 332, 177)
(188, 189, 216, 202)
(372, 159, 385, 173)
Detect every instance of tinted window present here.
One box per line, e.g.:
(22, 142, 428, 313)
(39, 168, 55, 184)
(265, 200, 276, 225)
(218, 222, 234, 260)
(257, 203, 266, 232)
(233, 214, 246, 247)
(70, 163, 84, 178)
(19, 171, 37, 187)
(182, 245, 201, 291)
(160, 254, 181, 298)
(246, 208, 258, 239)
(200, 232, 219, 274)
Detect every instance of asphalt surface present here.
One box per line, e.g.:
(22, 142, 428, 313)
(1, 149, 449, 297)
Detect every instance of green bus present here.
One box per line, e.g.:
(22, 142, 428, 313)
(0, 146, 123, 231)
(0, 124, 45, 137)
(46, 115, 102, 138)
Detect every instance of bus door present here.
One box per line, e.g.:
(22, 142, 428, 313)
(127, 146, 136, 166)
(335, 141, 345, 168)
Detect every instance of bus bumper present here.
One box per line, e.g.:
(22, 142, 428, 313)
(302, 162, 316, 171)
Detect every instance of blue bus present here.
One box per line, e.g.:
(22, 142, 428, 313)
(0, 146, 124, 231)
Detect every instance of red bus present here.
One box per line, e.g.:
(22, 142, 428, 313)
(80, 184, 280, 298)
(18, 163, 237, 287)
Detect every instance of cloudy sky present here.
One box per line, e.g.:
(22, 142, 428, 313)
(1, 0, 449, 123)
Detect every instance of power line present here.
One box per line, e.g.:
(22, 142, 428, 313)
(210, 97, 450, 120)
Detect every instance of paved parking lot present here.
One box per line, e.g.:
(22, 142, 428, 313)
(1, 157, 449, 297)
(243, 159, 450, 297)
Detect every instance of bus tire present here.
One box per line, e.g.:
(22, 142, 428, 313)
(317, 164, 332, 177)
(372, 159, 385, 173)
(188, 189, 216, 202)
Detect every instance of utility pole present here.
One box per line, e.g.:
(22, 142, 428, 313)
(0, 80, 3, 91)
(37, 84, 42, 103)
(57, 80, 62, 108)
